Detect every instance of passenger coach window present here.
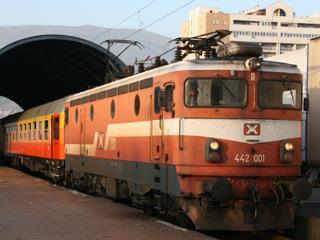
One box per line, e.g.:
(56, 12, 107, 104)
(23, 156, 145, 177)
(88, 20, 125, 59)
(28, 123, 31, 140)
(185, 78, 247, 107)
(19, 124, 22, 140)
(259, 80, 302, 109)
(33, 122, 37, 140)
(24, 123, 27, 140)
(44, 120, 49, 140)
(38, 121, 42, 140)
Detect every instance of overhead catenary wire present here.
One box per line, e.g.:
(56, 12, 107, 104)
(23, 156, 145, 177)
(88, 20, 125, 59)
(46, 0, 158, 69)
(92, 0, 158, 42)
(123, 0, 196, 40)
(50, 0, 196, 81)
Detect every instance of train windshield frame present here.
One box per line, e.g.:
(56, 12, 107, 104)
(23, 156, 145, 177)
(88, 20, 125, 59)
(258, 80, 302, 110)
(184, 78, 247, 108)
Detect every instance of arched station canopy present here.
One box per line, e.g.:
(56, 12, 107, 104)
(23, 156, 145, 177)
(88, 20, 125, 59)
(0, 35, 127, 110)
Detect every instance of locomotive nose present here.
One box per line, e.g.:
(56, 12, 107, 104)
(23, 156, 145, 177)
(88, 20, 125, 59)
(290, 178, 312, 200)
(205, 178, 233, 201)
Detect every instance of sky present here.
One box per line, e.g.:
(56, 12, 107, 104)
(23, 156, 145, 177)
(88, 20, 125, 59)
(0, 0, 319, 37)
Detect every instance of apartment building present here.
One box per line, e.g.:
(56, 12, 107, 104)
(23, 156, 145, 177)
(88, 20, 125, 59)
(181, 1, 320, 58)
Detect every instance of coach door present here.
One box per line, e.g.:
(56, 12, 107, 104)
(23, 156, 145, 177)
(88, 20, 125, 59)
(151, 84, 174, 194)
(51, 114, 60, 159)
(80, 106, 86, 156)
(152, 87, 164, 163)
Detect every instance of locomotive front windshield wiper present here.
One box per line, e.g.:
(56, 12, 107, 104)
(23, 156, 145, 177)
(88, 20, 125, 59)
(213, 77, 236, 99)
(281, 79, 295, 105)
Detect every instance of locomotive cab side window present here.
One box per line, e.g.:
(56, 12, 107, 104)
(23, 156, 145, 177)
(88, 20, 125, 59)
(165, 85, 174, 112)
(154, 87, 164, 114)
(258, 80, 302, 109)
(185, 78, 247, 107)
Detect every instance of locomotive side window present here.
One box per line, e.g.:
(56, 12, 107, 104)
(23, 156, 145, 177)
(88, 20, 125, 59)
(259, 80, 302, 109)
(185, 78, 247, 107)
(111, 100, 116, 119)
(65, 108, 69, 125)
(134, 95, 140, 116)
(75, 108, 79, 123)
(90, 105, 94, 121)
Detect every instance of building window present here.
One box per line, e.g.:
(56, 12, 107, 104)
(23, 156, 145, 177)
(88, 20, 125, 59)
(273, 8, 286, 17)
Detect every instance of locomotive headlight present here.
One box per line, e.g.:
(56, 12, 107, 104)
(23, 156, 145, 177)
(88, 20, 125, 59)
(284, 142, 294, 152)
(209, 141, 220, 151)
(280, 141, 294, 164)
(205, 139, 222, 163)
(245, 57, 262, 71)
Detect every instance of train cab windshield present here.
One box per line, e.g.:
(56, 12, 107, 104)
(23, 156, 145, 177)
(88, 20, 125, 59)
(185, 78, 247, 107)
(259, 80, 302, 109)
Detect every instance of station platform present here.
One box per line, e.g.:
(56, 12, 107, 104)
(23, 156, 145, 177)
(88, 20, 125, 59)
(0, 166, 213, 240)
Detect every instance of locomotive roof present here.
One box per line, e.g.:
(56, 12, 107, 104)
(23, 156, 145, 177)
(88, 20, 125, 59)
(67, 58, 301, 102)
(4, 97, 67, 125)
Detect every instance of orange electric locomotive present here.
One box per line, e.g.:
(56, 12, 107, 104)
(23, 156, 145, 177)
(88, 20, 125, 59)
(1, 31, 312, 231)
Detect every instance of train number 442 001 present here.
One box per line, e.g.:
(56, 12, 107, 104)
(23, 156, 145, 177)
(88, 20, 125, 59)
(234, 154, 265, 163)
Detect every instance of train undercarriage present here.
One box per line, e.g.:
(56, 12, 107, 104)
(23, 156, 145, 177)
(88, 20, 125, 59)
(3, 154, 311, 231)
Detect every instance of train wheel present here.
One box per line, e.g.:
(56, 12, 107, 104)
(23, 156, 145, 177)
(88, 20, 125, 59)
(143, 206, 158, 217)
